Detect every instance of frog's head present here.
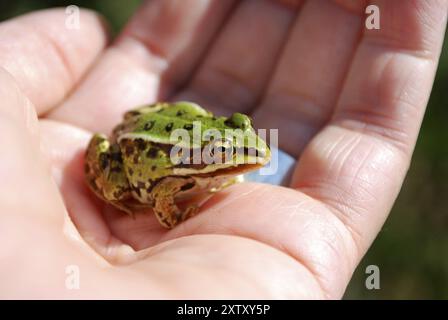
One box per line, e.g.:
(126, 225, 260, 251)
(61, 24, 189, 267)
(196, 112, 271, 176)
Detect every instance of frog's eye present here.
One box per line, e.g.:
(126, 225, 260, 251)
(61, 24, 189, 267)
(207, 139, 234, 164)
(225, 113, 252, 130)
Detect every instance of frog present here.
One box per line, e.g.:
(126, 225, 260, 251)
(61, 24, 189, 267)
(84, 101, 270, 229)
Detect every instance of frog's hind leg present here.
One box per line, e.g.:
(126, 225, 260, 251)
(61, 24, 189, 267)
(85, 134, 134, 214)
(151, 177, 198, 229)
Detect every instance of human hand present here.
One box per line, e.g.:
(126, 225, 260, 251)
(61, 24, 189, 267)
(1, 0, 446, 299)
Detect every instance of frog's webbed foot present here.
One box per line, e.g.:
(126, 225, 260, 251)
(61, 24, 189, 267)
(151, 177, 198, 229)
(85, 134, 133, 212)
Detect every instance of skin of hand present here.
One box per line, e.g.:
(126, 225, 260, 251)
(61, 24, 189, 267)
(0, 0, 446, 299)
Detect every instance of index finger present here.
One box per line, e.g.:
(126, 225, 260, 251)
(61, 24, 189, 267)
(0, 8, 109, 114)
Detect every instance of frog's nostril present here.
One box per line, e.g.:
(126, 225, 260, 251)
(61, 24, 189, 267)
(255, 149, 264, 158)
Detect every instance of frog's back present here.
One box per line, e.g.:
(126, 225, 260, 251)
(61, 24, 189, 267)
(121, 102, 229, 146)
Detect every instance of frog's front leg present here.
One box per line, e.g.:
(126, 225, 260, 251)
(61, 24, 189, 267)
(85, 134, 133, 214)
(151, 177, 198, 228)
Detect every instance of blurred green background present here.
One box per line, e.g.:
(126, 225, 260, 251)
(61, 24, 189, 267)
(0, 0, 446, 299)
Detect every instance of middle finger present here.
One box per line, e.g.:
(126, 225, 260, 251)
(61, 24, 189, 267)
(253, 0, 366, 156)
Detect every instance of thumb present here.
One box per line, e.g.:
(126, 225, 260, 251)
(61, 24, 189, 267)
(0, 68, 64, 219)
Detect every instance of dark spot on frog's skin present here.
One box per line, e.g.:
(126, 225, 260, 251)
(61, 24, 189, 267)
(144, 120, 155, 131)
(176, 110, 184, 116)
(147, 148, 158, 158)
(125, 145, 134, 157)
(211, 117, 217, 121)
(135, 188, 141, 197)
(135, 138, 146, 151)
(165, 122, 174, 132)
(184, 123, 193, 130)
(128, 168, 134, 176)
(224, 119, 234, 128)
(151, 165, 157, 171)
(133, 154, 139, 164)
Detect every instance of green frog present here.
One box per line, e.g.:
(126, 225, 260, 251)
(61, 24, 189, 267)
(85, 101, 270, 228)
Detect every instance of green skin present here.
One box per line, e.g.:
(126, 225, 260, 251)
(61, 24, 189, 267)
(85, 102, 270, 228)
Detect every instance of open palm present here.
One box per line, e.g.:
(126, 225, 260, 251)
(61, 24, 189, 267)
(1, 0, 446, 299)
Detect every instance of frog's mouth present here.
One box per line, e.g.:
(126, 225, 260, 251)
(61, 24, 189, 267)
(207, 162, 268, 177)
(172, 146, 271, 177)
(173, 162, 266, 178)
